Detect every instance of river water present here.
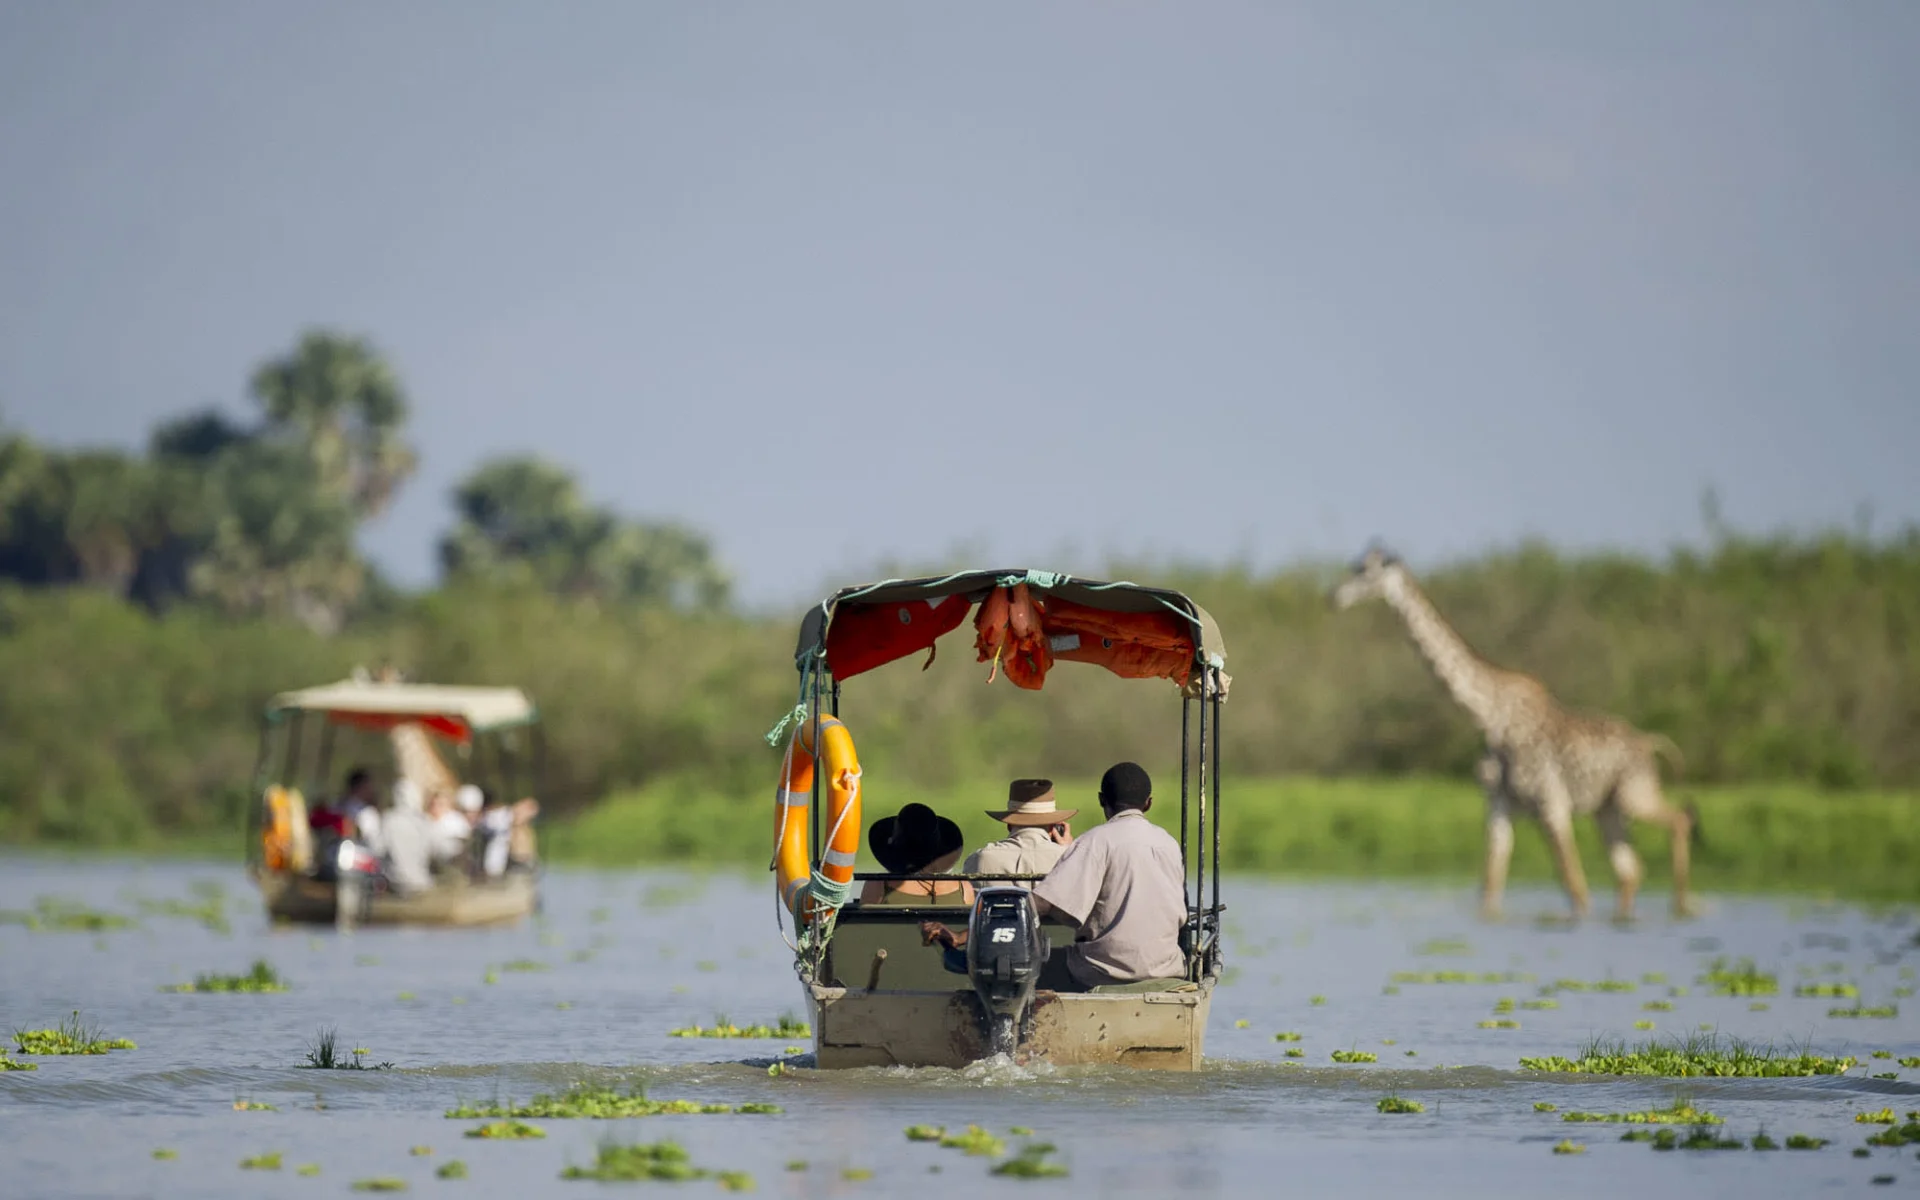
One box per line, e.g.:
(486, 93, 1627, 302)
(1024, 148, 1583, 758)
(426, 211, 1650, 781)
(2, 855, 1916, 1198)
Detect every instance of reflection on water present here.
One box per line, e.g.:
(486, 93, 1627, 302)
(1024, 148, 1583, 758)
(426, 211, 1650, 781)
(2, 855, 1916, 1197)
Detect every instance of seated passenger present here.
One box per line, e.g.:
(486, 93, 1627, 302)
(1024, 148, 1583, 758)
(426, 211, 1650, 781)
(425, 786, 472, 871)
(922, 762, 1187, 993)
(309, 766, 375, 840)
(380, 779, 434, 895)
(961, 778, 1075, 889)
(859, 802, 974, 906)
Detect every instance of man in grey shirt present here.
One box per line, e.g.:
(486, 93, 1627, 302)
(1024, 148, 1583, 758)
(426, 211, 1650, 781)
(923, 761, 1188, 992)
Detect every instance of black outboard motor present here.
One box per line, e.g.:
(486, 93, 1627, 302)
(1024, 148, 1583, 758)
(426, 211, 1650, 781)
(965, 886, 1049, 1057)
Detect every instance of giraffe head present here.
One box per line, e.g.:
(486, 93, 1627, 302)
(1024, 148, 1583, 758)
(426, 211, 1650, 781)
(1330, 543, 1409, 609)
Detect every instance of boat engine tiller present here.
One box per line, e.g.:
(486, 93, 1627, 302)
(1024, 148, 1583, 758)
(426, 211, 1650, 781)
(965, 885, 1049, 1056)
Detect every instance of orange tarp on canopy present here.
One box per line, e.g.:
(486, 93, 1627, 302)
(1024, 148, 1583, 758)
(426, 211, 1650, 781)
(825, 594, 973, 680)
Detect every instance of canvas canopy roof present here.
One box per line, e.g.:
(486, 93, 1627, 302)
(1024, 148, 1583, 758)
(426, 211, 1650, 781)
(265, 680, 539, 742)
(794, 568, 1227, 694)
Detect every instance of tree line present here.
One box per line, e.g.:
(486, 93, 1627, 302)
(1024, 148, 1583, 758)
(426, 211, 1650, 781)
(3, 330, 1917, 847)
(0, 330, 727, 634)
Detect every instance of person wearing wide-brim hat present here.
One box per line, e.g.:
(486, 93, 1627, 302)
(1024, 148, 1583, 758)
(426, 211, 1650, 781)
(960, 779, 1077, 890)
(858, 802, 975, 906)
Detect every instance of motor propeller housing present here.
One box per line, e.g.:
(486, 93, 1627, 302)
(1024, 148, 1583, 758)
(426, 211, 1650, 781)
(965, 886, 1049, 1056)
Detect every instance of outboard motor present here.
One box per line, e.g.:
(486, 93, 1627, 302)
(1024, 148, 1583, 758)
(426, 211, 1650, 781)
(965, 886, 1048, 1057)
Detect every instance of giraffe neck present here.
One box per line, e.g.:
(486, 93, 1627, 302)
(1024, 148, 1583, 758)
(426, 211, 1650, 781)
(1382, 574, 1508, 738)
(390, 723, 459, 793)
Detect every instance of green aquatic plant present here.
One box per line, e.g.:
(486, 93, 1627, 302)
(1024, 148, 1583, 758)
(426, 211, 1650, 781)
(231, 1099, 277, 1111)
(446, 1081, 780, 1120)
(1272, 1031, 1302, 1042)
(300, 1027, 391, 1070)
(1899, 1057, 1920, 1068)
(938, 1125, 1006, 1156)
(1331, 1049, 1377, 1063)
(467, 1120, 546, 1140)
(1860, 1114, 1920, 1147)
(1828, 1004, 1898, 1019)
(296, 1164, 320, 1176)
(1641, 973, 1667, 985)
(1309, 995, 1326, 1006)
(165, 959, 288, 993)
(904, 1125, 945, 1142)
(1389, 970, 1531, 985)
(152, 1149, 177, 1160)
(1750, 1131, 1778, 1150)
(1478, 1019, 1520, 1029)
(135, 895, 230, 934)
(1749, 1002, 1770, 1012)
(1633, 1020, 1656, 1031)
(0, 1050, 36, 1071)
(1794, 981, 1858, 998)
(239, 1152, 283, 1170)
(1642, 1000, 1673, 1012)
(350, 1179, 408, 1192)
(1697, 957, 1777, 997)
(1008, 1126, 1033, 1136)
(1377, 1096, 1424, 1114)
(785, 1161, 807, 1172)
(1519, 1033, 1857, 1077)
(13, 1011, 135, 1055)
(408, 1146, 432, 1157)
(842, 1167, 874, 1181)
(991, 1142, 1069, 1178)
(0, 897, 136, 932)
(561, 1139, 706, 1182)
(1234, 1019, 1250, 1028)
(1562, 1102, 1723, 1125)
(1551, 1140, 1584, 1155)
(1546, 978, 1636, 994)
(1533, 1102, 1557, 1113)
(436, 1159, 469, 1180)
(1492, 998, 1516, 1014)
(669, 1012, 810, 1039)
(500, 959, 549, 973)
(1414, 939, 1472, 956)
(1785, 1135, 1827, 1150)
(1871, 1050, 1891, 1059)
(1520, 999, 1559, 1011)
(1648, 1126, 1742, 1151)
(1857, 1109, 1898, 1124)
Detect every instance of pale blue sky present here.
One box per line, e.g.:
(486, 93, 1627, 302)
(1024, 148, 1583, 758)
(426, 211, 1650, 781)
(3, 1, 1916, 608)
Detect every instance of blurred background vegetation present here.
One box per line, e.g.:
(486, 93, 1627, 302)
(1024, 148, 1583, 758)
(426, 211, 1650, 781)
(5, 330, 1917, 888)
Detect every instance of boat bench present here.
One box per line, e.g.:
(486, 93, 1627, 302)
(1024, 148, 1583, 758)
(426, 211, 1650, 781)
(821, 905, 1079, 992)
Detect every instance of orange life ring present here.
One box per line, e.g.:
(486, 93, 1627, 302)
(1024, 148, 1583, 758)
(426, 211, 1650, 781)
(773, 715, 863, 920)
(262, 785, 296, 871)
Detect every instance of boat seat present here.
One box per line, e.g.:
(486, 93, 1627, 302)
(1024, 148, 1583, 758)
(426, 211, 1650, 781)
(822, 906, 1078, 992)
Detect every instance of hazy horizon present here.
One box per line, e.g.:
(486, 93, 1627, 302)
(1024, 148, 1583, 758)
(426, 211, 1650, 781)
(5, 1, 1916, 608)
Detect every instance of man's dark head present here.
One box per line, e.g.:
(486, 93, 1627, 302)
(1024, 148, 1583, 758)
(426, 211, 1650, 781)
(1097, 762, 1152, 814)
(345, 767, 373, 797)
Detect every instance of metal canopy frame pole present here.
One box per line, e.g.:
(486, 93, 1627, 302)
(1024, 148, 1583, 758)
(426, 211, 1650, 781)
(1211, 681, 1223, 942)
(1194, 671, 1209, 963)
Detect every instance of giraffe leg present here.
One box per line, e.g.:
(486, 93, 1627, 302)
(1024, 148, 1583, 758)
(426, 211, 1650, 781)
(1535, 772, 1590, 919)
(1477, 758, 1514, 921)
(1616, 768, 1696, 918)
(1597, 805, 1641, 923)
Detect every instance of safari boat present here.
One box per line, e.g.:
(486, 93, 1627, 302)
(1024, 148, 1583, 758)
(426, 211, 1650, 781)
(245, 672, 546, 929)
(771, 570, 1228, 1070)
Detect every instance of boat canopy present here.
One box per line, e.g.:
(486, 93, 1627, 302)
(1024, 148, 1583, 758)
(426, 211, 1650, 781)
(264, 680, 539, 743)
(794, 568, 1227, 694)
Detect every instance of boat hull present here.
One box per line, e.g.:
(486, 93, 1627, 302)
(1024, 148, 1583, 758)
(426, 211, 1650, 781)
(805, 979, 1212, 1070)
(255, 870, 538, 927)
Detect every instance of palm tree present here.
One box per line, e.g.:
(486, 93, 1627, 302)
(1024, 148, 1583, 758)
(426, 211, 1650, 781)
(249, 331, 417, 517)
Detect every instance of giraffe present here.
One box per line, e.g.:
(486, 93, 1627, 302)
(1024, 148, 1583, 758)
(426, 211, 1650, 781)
(1330, 545, 1698, 921)
(367, 665, 463, 801)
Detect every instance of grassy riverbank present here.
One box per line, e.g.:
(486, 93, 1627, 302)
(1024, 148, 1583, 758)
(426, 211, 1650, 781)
(543, 775, 1920, 904)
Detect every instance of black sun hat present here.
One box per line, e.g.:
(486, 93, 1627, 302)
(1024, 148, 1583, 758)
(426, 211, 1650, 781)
(868, 802, 966, 874)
